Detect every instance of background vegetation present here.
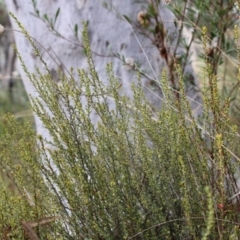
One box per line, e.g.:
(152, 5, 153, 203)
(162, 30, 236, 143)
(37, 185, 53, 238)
(1, 0, 240, 239)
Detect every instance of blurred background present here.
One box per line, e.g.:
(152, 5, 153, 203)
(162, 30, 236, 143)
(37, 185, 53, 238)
(0, 0, 34, 192)
(0, 0, 33, 135)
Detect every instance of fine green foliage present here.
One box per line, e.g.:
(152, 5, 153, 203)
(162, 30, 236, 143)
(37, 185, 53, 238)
(0, 115, 59, 239)
(1, 20, 240, 239)
(0, 78, 33, 133)
(2, 2, 240, 238)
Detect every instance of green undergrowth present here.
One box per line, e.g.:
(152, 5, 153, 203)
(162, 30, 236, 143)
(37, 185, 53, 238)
(1, 20, 240, 239)
(0, 78, 34, 133)
(0, 77, 34, 197)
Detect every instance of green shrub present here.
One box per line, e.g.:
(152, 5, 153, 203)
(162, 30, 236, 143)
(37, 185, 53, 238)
(0, 19, 240, 239)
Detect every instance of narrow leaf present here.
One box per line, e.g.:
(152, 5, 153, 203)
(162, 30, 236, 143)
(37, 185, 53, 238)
(74, 24, 78, 39)
(123, 15, 131, 24)
(54, 7, 60, 24)
(43, 14, 49, 22)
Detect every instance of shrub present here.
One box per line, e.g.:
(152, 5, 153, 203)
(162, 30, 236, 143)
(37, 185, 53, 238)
(0, 19, 240, 239)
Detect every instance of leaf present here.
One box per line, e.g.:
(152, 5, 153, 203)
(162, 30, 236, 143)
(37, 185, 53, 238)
(147, 4, 156, 16)
(74, 24, 78, 39)
(102, 1, 108, 9)
(36, 9, 40, 17)
(43, 14, 49, 22)
(54, 7, 61, 24)
(26, 216, 58, 228)
(123, 15, 131, 24)
(31, 0, 36, 8)
(21, 216, 59, 240)
(21, 221, 40, 240)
